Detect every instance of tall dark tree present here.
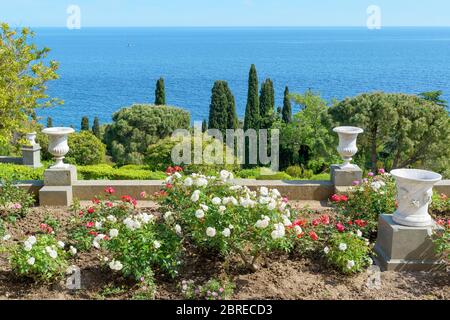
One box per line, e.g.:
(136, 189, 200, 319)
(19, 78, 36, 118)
(155, 77, 166, 105)
(419, 90, 447, 108)
(202, 119, 208, 133)
(244, 64, 260, 131)
(282, 86, 292, 124)
(224, 82, 238, 130)
(208, 81, 228, 134)
(259, 78, 275, 129)
(81, 116, 89, 131)
(92, 117, 101, 138)
(47, 117, 53, 128)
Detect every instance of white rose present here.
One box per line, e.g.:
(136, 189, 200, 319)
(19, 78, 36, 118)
(24, 242, 33, 252)
(49, 250, 58, 259)
(218, 206, 226, 214)
(339, 243, 348, 251)
(324, 246, 330, 254)
(222, 228, 231, 237)
(294, 226, 303, 236)
(347, 260, 355, 269)
(107, 215, 117, 223)
(174, 172, 182, 179)
(191, 190, 201, 202)
(184, 177, 193, 186)
(109, 229, 119, 238)
(57, 241, 65, 248)
(260, 187, 269, 196)
(219, 170, 233, 182)
(195, 178, 208, 187)
(356, 230, 363, 237)
(109, 260, 123, 271)
(153, 240, 161, 249)
(212, 197, 222, 205)
(206, 227, 216, 238)
(195, 209, 205, 219)
(95, 221, 103, 229)
(267, 201, 276, 211)
(69, 246, 77, 255)
(255, 218, 269, 229)
(2, 234, 11, 241)
(27, 257, 35, 265)
(200, 204, 209, 212)
(175, 224, 182, 236)
(27, 236, 37, 245)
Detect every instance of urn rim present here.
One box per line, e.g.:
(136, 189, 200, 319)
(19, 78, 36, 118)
(42, 127, 75, 136)
(390, 168, 442, 183)
(333, 126, 364, 135)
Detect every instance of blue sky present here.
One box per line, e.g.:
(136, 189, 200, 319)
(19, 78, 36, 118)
(1, 0, 449, 27)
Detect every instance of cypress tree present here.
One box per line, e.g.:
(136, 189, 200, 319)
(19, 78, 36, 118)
(81, 116, 89, 131)
(47, 117, 53, 128)
(92, 117, 101, 138)
(259, 78, 275, 129)
(223, 82, 238, 130)
(282, 86, 292, 124)
(244, 64, 260, 131)
(208, 81, 228, 134)
(202, 120, 208, 133)
(155, 77, 166, 105)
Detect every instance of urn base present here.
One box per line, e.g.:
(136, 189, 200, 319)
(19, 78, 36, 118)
(374, 214, 445, 272)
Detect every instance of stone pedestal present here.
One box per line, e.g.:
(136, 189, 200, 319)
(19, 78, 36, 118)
(374, 214, 445, 271)
(39, 165, 77, 206)
(22, 145, 42, 168)
(331, 164, 363, 188)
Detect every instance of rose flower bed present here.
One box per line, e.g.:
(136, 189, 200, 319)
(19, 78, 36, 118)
(0, 167, 448, 300)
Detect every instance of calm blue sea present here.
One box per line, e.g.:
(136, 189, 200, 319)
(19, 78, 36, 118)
(34, 27, 450, 128)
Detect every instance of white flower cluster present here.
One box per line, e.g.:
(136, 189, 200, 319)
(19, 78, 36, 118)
(109, 259, 123, 271)
(371, 180, 386, 192)
(123, 212, 155, 231)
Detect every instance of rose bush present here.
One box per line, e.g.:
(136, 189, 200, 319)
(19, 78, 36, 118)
(0, 178, 35, 218)
(156, 169, 296, 271)
(7, 234, 69, 282)
(330, 170, 396, 233)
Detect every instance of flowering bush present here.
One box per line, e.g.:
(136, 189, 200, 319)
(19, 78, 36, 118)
(323, 232, 372, 275)
(180, 278, 235, 300)
(0, 179, 35, 218)
(157, 170, 296, 271)
(331, 170, 396, 233)
(8, 234, 69, 282)
(430, 193, 450, 217)
(433, 219, 449, 262)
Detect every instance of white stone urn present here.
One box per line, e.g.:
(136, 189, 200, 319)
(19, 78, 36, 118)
(391, 169, 442, 227)
(333, 126, 364, 169)
(42, 127, 75, 169)
(25, 132, 37, 146)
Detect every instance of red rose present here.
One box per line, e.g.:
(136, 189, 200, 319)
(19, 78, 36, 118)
(330, 194, 341, 202)
(86, 222, 95, 228)
(312, 219, 320, 227)
(309, 231, 319, 241)
(297, 232, 305, 239)
(355, 219, 368, 227)
(320, 215, 330, 225)
(105, 187, 115, 195)
(174, 166, 183, 172)
(340, 195, 348, 202)
(87, 207, 95, 214)
(165, 166, 175, 175)
(122, 195, 132, 203)
(437, 219, 445, 226)
(79, 210, 84, 216)
(336, 223, 345, 233)
(166, 183, 173, 189)
(92, 197, 100, 205)
(132, 199, 138, 207)
(89, 231, 98, 236)
(106, 202, 113, 208)
(347, 220, 353, 226)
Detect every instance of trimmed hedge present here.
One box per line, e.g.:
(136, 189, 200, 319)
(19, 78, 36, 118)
(0, 163, 46, 180)
(77, 164, 166, 180)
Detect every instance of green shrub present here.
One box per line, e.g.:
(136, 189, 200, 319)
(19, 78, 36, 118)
(324, 232, 372, 274)
(0, 163, 45, 180)
(77, 164, 165, 180)
(0, 179, 35, 218)
(8, 234, 69, 282)
(66, 131, 106, 166)
(104, 104, 191, 166)
(285, 166, 302, 178)
(430, 193, 450, 217)
(146, 136, 239, 175)
(234, 168, 261, 179)
(256, 172, 292, 180)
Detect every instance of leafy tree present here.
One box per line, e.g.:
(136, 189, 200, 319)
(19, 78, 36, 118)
(92, 117, 101, 138)
(46, 117, 53, 128)
(329, 92, 450, 175)
(103, 104, 190, 166)
(66, 131, 106, 166)
(259, 79, 275, 129)
(81, 116, 90, 131)
(244, 64, 260, 131)
(282, 86, 292, 124)
(155, 77, 166, 105)
(0, 23, 61, 149)
(419, 90, 447, 108)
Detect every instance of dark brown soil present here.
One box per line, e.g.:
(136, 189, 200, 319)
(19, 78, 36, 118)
(0, 206, 448, 300)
